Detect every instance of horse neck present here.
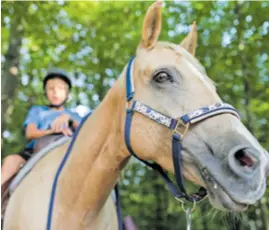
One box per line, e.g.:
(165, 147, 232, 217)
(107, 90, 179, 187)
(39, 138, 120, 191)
(55, 79, 130, 222)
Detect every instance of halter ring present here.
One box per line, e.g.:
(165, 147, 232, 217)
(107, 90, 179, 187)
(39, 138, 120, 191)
(181, 200, 196, 213)
(173, 119, 190, 139)
(175, 196, 185, 203)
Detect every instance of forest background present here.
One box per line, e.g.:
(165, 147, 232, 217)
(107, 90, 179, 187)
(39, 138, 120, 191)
(1, 1, 269, 229)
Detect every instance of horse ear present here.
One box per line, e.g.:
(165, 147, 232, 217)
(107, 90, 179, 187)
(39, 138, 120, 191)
(140, 0, 162, 49)
(180, 22, 197, 56)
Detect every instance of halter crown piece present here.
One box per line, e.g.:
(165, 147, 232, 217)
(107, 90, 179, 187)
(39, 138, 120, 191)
(124, 56, 241, 204)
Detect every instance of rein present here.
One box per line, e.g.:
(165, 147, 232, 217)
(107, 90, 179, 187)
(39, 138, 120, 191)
(124, 56, 240, 228)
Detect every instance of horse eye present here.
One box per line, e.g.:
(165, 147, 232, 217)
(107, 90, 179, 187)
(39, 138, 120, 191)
(154, 72, 173, 83)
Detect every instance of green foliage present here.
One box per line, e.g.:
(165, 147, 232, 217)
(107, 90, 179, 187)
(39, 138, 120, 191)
(1, 1, 268, 229)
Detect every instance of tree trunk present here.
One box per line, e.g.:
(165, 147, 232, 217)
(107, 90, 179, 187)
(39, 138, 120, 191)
(1, 4, 24, 136)
(151, 172, 166, 230)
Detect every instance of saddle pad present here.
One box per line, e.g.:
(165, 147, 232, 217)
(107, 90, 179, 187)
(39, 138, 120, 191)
(9, 136, 70, 194)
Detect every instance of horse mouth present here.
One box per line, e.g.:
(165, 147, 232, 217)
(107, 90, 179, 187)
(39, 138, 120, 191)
(200, 168, 249, 212)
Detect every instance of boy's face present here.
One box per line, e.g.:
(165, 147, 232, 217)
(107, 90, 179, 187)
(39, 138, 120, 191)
(45, 77, 69, 106)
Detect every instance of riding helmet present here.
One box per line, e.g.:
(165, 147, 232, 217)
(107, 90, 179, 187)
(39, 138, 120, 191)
(43, 68, 72, 90)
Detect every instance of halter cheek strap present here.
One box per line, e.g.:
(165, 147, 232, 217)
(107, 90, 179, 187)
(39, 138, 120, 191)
(124, 56, 241, 203)
(126, 55, 136, 101)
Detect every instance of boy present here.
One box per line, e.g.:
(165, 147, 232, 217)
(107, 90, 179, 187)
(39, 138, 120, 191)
(1, 68, 82, 185)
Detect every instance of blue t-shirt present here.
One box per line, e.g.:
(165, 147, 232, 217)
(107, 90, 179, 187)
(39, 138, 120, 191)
(24, 105, 82, 149)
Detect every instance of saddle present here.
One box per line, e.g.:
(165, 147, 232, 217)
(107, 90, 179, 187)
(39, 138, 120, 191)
(1, 135, 139, 230)
(1, 135, 69, 220)
(34, 134, 64, 153)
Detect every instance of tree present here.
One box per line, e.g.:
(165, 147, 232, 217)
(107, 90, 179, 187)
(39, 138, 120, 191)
(1, 2, 26, 135)
(1, 1, 268, 229)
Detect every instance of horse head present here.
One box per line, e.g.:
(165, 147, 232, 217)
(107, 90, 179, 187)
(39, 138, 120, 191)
(121, 1, 269, 212)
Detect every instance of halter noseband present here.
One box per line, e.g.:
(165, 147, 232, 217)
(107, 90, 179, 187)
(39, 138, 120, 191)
(124, 56, 240, 203)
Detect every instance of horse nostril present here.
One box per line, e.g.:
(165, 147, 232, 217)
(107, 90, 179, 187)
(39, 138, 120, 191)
(234, 149, 256, 167)
(228, 146, 260, 177)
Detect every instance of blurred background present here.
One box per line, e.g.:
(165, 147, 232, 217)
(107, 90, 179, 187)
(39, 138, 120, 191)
(1, 1, 268, 229)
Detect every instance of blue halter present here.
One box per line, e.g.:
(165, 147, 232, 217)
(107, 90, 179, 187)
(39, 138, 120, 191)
(124, 56, 240, 203)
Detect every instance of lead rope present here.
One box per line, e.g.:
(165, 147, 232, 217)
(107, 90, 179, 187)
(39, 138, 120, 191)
(181, 201, 196, 230)
(185, 208, 192, 230)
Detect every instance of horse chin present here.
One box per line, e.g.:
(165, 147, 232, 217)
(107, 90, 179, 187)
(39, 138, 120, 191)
(207, 184, 249, 212)
(184, 164, 248, 212)
(199, 169, 249, 212)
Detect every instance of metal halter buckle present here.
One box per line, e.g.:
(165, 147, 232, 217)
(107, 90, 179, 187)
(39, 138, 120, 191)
(126, 101, 132, 110)
(173, 119, 190, 139)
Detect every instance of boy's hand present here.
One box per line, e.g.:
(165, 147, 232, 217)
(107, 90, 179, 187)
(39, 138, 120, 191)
(61, 127, 73, 136)
(46, 127, 73, 137)
(51, 114, 71, 133)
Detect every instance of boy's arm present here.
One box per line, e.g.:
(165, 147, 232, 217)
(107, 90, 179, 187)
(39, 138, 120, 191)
(25, 123, 54, 140)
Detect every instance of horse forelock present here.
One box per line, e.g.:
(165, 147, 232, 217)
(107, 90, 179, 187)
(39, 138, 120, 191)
(158, 41, 216, 92)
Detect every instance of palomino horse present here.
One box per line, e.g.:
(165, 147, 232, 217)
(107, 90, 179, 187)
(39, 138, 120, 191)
(4, 1, 269, 230)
